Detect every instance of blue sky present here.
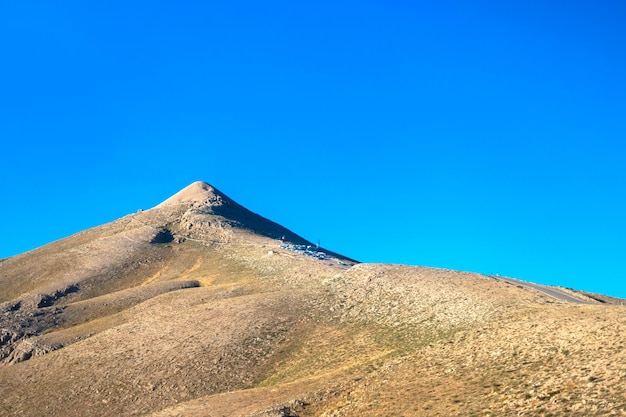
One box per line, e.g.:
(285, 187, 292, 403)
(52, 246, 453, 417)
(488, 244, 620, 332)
(1, 1, 625, 297)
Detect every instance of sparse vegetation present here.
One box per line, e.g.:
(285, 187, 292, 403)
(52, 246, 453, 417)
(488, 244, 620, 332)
(0, 182, 624, 417)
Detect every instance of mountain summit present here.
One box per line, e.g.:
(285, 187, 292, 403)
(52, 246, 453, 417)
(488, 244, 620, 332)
(0, 182, 624, 417)
(155, 181, 232, 208)
(153, 181, 324, 248)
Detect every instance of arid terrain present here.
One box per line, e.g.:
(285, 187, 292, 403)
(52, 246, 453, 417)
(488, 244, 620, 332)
(1, 181, 624, 416)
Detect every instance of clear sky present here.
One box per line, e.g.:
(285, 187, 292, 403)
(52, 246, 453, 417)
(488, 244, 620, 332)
(1, 1, 625, 297)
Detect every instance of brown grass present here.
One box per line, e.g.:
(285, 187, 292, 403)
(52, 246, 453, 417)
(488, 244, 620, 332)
(0, 190, 623, 417)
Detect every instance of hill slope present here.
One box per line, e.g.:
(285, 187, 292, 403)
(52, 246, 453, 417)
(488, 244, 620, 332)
(0, 182, 624, 416)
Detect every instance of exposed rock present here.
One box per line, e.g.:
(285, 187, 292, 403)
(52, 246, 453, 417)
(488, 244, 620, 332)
(5, 338, 58, 364)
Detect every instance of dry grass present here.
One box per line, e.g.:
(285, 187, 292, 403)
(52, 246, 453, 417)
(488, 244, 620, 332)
(0, 185, 624, 416)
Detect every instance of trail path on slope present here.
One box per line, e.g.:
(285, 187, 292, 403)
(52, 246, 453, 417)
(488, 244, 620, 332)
(495, 276, 591, 304)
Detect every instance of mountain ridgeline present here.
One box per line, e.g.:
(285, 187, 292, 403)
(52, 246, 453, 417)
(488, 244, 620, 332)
(0, 181, 624, 416)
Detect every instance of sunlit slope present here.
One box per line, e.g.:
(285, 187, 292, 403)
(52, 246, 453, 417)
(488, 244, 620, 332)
(0, 182, 624, 417)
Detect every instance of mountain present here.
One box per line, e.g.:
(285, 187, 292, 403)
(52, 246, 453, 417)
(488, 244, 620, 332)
(0, 181, 624, 416)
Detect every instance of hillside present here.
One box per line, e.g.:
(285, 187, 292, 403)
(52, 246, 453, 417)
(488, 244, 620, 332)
(0, 181, 624, 416)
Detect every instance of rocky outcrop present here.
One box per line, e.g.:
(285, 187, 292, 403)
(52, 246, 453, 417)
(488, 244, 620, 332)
(5, 337, 59, 364)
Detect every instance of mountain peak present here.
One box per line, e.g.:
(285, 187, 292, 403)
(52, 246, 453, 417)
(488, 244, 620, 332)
(151, 181, 320, 249)
(155, 181, 231, 208)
